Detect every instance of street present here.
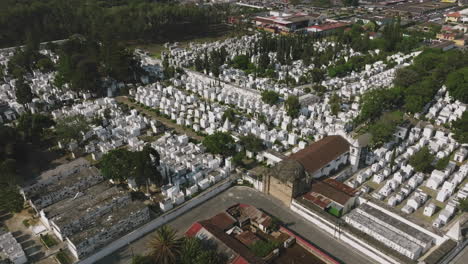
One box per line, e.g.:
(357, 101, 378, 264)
(97, 186, 375, 264)
(450, 244, 468, 264)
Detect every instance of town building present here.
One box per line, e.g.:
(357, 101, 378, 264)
(185, 204, 338, 264)
(306, 22, 350, 35)
(295, 178, 358, 217)
(287, 135, 350, 178)
(262, 135, 351, 205)
(254, 11, 325, 33)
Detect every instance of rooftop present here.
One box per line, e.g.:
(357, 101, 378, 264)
(358, 203, 434, 245)
(269, 159, 306, 183)
(287, 135, 350, 175)
(301, 179, 356, 206)
(44, 182, 129, 229)
(346, 209, 422, 254)
(68, 201, 148, 245)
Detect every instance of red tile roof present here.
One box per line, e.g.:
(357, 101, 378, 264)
(323, 178, 358, 196)
(447, 12, 460, 18)
(197, 220, 267, 264)
(235, 231, 261, 247)
(279, 226, 340, 264)
(210, 212, 237, 231)
(308, 22, 349, 31)
(287, 135, 350, 174)
(303, 192, 332, 209)
(232, 256, 249, 264)
(185, 222, 203, 237)
(304, 179, 356, 206)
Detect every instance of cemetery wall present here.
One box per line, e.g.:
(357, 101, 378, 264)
(76, 178, 233, 264)
(242, 174, 263, 191)
(290, 199, 401, 264)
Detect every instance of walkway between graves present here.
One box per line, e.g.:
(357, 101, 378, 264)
(116, 96, 204, 141)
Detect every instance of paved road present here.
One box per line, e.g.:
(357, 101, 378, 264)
(451, 244, 468, 264)
(97, 186, 375, 264)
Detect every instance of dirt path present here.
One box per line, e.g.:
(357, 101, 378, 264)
(115, 96, 204, 142)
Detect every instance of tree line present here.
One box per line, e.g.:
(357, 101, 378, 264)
(53, 36, 145, 96)
(356, 48, 468, 147)
(0, 113, 56, 213)
(0, 0, 226, 48)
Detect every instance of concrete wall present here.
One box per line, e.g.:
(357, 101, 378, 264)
(267, 177, 293, 206)
(290, 200, 401, 264)
(76, 178, 233, 264)
(242, 175, 263, 191)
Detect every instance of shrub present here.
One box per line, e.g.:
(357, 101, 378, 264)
(249, 240, 281, 257)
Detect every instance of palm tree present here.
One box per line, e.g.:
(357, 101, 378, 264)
(148, 225, 181, 264)
(179, 237, 202, 264)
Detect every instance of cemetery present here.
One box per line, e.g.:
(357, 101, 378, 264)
(0, 228, 27, 264)
(0, 22, 466, 264)
(19, 158, 151, 261)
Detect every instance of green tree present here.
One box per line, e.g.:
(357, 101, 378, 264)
(36, 57, 55, 73)
(131, 255, 151, 264)
(310, 68, 325, 83)
(446, 67, 468, 104)
(100, 146, 162, 187)
(231, 55, 250, 70)
(368, 111, 403, 148)
(239, 134, 265, 153)
(329, 93, 341, 116)
(0, 185, 24, 213)
(179, 237, 203, 264)
(148, 225, 182, 264)
(71, 59, 101, 94)
(194, 55, 203, 72)
(261, 90, 280, 105)
(179, 237, 226, 264)
(409, 146, 434, 173)
(133, 145, 163, 187)
(393, 67, 420, 88)
(452, 111, 468, 144)
(202, 132, 235, 157)
(458, 197, 468, 212)
(100, 149, 134, 183)
(434, 156, 450, 170)
(16, 113, 55, 143)
(15, 77, 33, 106)
(285, 95, 300, 118)
(222, 108, 238, 124)
(55, 115, 90, 144)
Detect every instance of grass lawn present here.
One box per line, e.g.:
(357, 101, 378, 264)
(55, 251, 71, 264)
(40, 234, 58, 248)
